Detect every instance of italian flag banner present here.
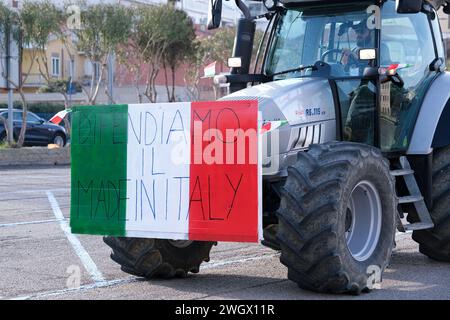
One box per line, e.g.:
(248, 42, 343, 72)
(70, 101, 262, 243)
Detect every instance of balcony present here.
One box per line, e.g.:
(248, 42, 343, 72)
(22, 73, 46, 88)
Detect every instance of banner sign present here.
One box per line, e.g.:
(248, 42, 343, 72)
(70, 101, 262, 243)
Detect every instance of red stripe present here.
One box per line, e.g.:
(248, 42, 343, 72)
(189, 101, 259, 242)
(388, 64, 399, 70)
(50, 115, 63, 125)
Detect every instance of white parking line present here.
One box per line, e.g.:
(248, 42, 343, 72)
(10, 253, 279, 300)
(11, 277, 137, 300)
(46, 191, 105, 284)
(0, 188, 70, 197)
(203, 253, 279, 270)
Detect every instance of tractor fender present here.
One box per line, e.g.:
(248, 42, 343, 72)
(408, 72, 450, 155)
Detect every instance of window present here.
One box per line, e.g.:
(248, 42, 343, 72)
(265, 3, 374, 79)
(379, 1, 437, 151)
(7, 112, 41, 123)
(13, 112, 23, 121)
(26, 113, 41, 124)
(52, 56, 60, 77)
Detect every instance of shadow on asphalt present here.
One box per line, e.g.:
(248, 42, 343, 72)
(130, 251, 450, 300)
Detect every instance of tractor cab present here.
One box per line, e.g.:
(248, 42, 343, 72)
(211, 0, 446, 154)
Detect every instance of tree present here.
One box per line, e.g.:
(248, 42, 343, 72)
(0, 2, 29, 147)
(132, 5, 172, 103)
(21, 0, 63, 84)
(115, 11, 146, 103)
(184, 38, 208, 101)
(20, 0, 73, 137)
(72, 3, 133, 105)
(161, 7, 196, 102)
(190, 27, 265, 100)
(204, 26, 265, 72)
(203, 27, 236, 70)
(116, 5, 161, 104)
(122, 5, 196, 103)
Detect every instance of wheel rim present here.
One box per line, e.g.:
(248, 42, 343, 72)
(54, 136, 64, 147)
(345, 181, 382, 262)
(168, 240, 193, 248)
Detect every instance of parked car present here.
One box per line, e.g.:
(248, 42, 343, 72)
(0, 109, 67, 147)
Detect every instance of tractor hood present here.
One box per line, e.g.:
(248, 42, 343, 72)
(221, 77, 337, 177)
(220, 77, 335, 126)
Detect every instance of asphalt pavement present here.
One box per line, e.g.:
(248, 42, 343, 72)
(0, 166, 449, 300)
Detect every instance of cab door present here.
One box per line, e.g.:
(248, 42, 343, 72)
(321, 19, 378, 146)
(378, 1, 440, 152)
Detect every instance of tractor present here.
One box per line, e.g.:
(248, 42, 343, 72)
(103, 0, 450, 294)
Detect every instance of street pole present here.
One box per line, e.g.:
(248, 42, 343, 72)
(107, 53, 115, 104)
(6, 25, 13, 145)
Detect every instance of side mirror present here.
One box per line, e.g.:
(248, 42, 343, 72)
(207, 0, 222, 30)
(444, 5, 450, 15)
(379, 67, 405, 87)
(227, 57, 242, 68)
(396, 0, 422, 14)
(363, 67, 379, 78)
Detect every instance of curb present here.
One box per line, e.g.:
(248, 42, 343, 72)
(0, 147, 71, 167)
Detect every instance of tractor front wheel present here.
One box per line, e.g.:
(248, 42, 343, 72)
(277, 142, 397, 294)
(104, 237, 215, 278)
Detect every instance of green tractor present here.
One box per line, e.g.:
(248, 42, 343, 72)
(104, 0, 450, 294)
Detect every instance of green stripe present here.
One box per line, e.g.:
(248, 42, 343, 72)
(70, 105, 128, 236)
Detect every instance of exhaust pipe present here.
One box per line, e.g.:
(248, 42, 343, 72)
(229, 0, 256, 93)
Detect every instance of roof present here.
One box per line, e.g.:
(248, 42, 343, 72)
(279, 0, 375, 5)
(279, 0, 449, 10)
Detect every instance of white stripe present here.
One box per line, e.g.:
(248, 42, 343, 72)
(126, 103, 191, 240)
(0, 218, 65, 228)
(10, 253, 278, 300)
(11, 277, 135, 300)
(46, 191, 105, 283)
(258, 112, 263, 241)
(0, 188, 70, 196)
(203, 253, 279, 270)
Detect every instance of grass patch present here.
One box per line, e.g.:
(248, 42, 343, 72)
(0, 140, 19, 149)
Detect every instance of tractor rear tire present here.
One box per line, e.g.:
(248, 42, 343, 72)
(103, 237, 215, 278)
(412, 146, 450, 262)
(277, 142, 397, 294)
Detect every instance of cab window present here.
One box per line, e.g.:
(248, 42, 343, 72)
(265, 2, 374, 79)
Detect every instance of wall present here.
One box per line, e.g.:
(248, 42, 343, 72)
(0, 147, 70, 167)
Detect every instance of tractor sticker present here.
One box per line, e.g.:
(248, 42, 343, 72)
(305, 108, 323, 117)
(296, 108, 326, 118)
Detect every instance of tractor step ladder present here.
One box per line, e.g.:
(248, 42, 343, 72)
(391, 157, 434, 232)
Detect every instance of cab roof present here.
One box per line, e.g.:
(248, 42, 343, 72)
(278, 0, 448, 10)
